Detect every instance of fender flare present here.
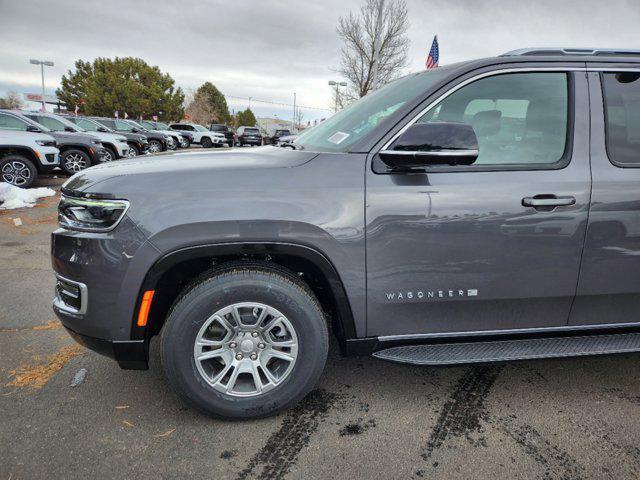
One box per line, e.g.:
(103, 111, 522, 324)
(131, 241, 357, 342)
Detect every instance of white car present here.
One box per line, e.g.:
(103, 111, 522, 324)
(26, 113, 129, 162)
(169, 122, 226, 148)
(0, 130, 59, 188)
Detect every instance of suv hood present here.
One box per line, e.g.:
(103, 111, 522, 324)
(50, 131, 101, 143)
(64, 146, 319, 193)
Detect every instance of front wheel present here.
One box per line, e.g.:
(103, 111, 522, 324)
(102, 147, 117, 162)
(127, 144, 139, 158)
(201, 137, 213, 148)
(60, 149, 90, 175)
(0, 155, 37, 188)
(160, 266, 329, 419)
(148, 139, 162, 154)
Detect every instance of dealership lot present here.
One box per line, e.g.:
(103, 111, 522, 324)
(1, 175, 640, 479)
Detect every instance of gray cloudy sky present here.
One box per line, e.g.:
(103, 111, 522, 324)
(1, 0, 639, 121)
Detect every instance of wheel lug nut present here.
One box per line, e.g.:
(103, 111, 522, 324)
(235, 353, 243, 360)
(250, 353, 258, 360)
(251, 331, 259, 338)
(229, 342, 237, 348)
(258, 343, 265, 349)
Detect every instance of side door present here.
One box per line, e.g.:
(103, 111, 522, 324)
(366, 67, 592, 337)
(569, 68, 640, 326)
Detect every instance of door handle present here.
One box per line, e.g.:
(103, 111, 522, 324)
(522, 195, 576, 208)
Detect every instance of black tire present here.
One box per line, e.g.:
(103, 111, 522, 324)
(160, 266, 329, 419)
(179, 138, 191, 149)
(127, 143, 140, 157)
(102, 146, 117, 162)
(60, 149, 91, 176)
(0, 155, 37, 188)
(148, 139, 163, 154)
(201, 137, 213, 148)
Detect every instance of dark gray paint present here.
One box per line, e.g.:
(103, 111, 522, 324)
(568, 70, 640, 326)
(50, 55, 640, 363)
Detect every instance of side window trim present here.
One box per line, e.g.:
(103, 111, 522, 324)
(597, 69, 640, 169)
(375, 67, 581, 174)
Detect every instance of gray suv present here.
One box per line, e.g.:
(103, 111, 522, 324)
(52, 48, 640, 419)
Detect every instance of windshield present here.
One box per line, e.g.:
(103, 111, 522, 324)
(245, 128, 260, 134)
(155, 122, 169, 129)
(275, 130, 290, 135)
(140, 120, 156, 130)
(72, 118, 101, 131)
(55, 115, 85, 132)
(194, 125, 208, 132)
(295, 68, 453, 152)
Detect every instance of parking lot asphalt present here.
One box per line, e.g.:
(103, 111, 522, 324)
(1, 166, 640, 480)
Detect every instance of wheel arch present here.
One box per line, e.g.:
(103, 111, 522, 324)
(132, 242, 357, 351)
(0, 145, 40, 169)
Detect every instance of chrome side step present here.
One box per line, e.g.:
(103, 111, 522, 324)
(372, 333, 640, 366)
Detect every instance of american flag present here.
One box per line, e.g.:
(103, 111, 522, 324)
(426, 35, 439, 69)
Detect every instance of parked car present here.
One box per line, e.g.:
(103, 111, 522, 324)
(27, 112, 129, 162)
(123, 120, 178, 151)
(271, 129, 291, 145)
(90, 118, 150, 157)
(140, 120, 190, 148)
(52, 47, 640, 419)
(236, 126, 263, 146)
(0, 110, 105, 175)
(0, 130, 58, 188)
(208, 124, 234, 147)
(277, 134, 297, 149)
(169, 122, 225, 148)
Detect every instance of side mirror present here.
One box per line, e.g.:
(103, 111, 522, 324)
(379, 122, 479, 171)
(26, 125, 42, 133)
(98, 127, 108, 133)
(64, 126, 75, 132)
(131, 128, 139, 133)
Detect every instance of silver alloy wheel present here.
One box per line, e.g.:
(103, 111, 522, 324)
(102, 150, 114, 162)
(1, 161, 31, 186)
(64, 153, 87, 172)
(167, 137, 176, 150)
(193, 302, 299, 397)
(148, 141, 161, 153)
(127, 147, 137, 158)
(180, 138, 189, 148)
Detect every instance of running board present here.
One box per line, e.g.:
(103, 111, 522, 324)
(372, 333, 640, 365)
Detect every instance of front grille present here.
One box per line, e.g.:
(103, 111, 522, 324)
(45, 154, 55, 162)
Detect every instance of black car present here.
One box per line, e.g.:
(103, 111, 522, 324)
(140, 120, 192, 148)
(271, 129, 292, 145)
(93, 118, 167, 155)
(209, 124, 234, 147)
(1, 110, 106, 175)
(236, 126, 263, 146)
(90, 118, 150, 157)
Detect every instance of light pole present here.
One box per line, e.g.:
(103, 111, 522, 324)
(328, 80, 347, 112)
(30, 59, 54, 112)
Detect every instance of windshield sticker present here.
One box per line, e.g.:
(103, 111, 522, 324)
(327, 131, 350, 144)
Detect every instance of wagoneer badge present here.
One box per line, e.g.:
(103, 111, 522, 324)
(385, 289, 478, 301)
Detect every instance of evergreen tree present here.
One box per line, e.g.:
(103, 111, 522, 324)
(56, 57, 184, 120)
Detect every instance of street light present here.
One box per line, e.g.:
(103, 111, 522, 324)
(30, 59, 54, 112)
(328, 80, 347, 112)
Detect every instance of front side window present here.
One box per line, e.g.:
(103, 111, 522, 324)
(415, 72, 569, 166)
(76, 118, 99, 131)
(0, 113, 29, 131)
(602, 72, 640, 166)
(194, 125, 208, 132)
(29, 115, 66, 131)
(115, 120, 134, 131)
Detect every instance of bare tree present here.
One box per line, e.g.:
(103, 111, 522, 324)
(184, 88, 216, 124)
(0, 91, 24, 109)
(294, 109, 305, 131)
(336, 0, 410, 99)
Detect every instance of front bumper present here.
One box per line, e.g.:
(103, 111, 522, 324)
(115, 142, 130, 158)
(63, 325, 148, 370)
(241, 137, 262, 145)
(51, 219, 159, 369)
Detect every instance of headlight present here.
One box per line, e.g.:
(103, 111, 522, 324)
(58, 195, 130, 232)
(36, 139, 56, 147)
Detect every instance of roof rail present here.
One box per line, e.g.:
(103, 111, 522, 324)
(501, 48, 640, 57)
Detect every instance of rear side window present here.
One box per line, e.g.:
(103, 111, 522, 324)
(602, 72, 640, 166)
(415, 72, 569, 167)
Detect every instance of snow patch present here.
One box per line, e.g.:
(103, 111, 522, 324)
(0, 182, 56, 210)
